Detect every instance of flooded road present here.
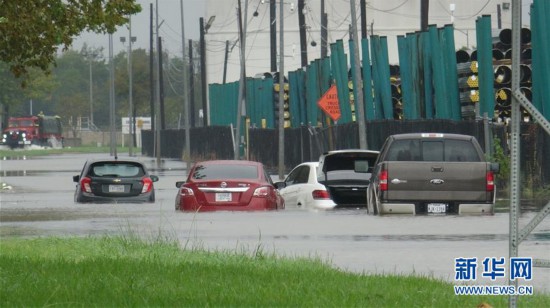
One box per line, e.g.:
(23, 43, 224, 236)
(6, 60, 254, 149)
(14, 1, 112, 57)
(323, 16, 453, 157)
(1, 153, 549, 294)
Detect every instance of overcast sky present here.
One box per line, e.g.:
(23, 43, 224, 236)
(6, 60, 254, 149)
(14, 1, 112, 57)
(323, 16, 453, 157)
(70, 0, 206, 56)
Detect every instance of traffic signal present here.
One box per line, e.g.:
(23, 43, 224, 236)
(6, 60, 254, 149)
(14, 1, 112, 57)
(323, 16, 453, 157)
(348, 80, 355, 121)
(457, 60, 479, 120)
(390, 80, 403, 119)
(273, 78, 290, 128)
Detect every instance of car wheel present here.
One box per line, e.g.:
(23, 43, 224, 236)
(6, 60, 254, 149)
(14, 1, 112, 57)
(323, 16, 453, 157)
(148, 191, 156, 203)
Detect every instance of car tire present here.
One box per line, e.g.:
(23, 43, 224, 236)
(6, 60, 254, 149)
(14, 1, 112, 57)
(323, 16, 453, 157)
(148, 191, 156, 203)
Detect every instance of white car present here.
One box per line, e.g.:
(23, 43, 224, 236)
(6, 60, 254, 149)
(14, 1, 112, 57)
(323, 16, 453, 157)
(275, 162, 336, 210)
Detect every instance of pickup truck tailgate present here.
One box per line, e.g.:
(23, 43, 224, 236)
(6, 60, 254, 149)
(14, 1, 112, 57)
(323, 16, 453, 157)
(386, 162, 488, 202)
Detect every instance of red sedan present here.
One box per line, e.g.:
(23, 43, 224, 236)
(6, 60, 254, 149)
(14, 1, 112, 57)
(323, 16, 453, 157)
(175, 160, 285, 212)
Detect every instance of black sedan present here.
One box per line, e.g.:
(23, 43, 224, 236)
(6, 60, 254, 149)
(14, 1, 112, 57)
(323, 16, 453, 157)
(73, 158, 159, 203)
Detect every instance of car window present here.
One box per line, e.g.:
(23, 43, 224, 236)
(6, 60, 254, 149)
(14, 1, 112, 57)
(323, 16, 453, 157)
(325, 170, 371, 181)
(191, 164, 258, 180)
(284, 166, 302, 186)
(422, 141, 444, 161)
(90, 162, 145, 177)
(445, 140, 481, 162)
(294, 166, 310, 184)
(264, 170, 274, 185)
(386, 140, 421, 161)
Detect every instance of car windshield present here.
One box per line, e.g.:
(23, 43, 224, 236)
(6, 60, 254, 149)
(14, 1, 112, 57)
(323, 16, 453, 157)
(90, 162, 145, 177)
(192, 164, 258, 180)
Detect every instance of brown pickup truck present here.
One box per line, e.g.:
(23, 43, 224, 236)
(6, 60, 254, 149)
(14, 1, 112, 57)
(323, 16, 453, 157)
(367, 133, 499, 215)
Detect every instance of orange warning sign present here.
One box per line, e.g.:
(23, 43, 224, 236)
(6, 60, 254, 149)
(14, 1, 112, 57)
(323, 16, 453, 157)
(317, 84, 341, 121)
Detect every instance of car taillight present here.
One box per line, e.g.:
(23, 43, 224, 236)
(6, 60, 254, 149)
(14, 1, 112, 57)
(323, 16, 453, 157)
(80, 177, 92, 193)
(253, 186, 271, 197)
(141, 177, 153, 193)
(312, 189, 330, 199)
(379, 170, 388, 191)
(486, 171, 494, 192)
(179, 187, 194, 196)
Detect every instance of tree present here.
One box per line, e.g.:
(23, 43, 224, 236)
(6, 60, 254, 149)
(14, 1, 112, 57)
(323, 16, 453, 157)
(0, 0, 141, 78)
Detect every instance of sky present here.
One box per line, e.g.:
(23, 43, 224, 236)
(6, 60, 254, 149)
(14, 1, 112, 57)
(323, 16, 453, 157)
(71, 0, 206, 56)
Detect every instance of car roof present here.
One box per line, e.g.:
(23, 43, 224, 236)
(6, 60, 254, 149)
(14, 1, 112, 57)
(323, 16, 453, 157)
(85, 158, 145, 164)
(298, 162, 319, 167)
(321, 149, 380, 156)
(390, 133, 474, 141)
(193, 160, 264, 167)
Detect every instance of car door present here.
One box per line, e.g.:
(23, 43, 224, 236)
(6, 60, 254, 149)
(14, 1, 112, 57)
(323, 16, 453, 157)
(291, 165, 312, 207)
(280, 165, 305, 206)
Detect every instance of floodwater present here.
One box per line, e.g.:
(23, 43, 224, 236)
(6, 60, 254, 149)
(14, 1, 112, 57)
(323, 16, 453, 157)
(1, 153, 549, 294)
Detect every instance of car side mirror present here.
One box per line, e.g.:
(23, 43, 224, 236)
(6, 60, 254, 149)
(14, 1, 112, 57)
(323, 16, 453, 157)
(150, 175, 159, 182)
(274, 181, 286, 189)
(491, 162, 500, 173)
(73, 175, 80, 182)
(175, 181, 185, 188)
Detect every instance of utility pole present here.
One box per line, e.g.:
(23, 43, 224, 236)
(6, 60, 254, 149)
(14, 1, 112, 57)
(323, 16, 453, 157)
(159, 37, 166, 130)
(155, 0, 161, 165)
(360, 0, 367, 38)
(278, 0, 285, 179)
(223, 40, 229, 84)
(128, 16, 134, 156)
(235, 0, 248, 160)
(298, 0, 307, 67)
(321, 0, 328, 58)
(149, 3, 155, 131)
(199, 18, 207, 127)
(180, 0, 191, 166)
(270, 0, 276, 72)
(189, 39, 195, 128)
(420, 0, 429, 31)
(350, 0, 367, 149)
(497, 4, 502, 29)
(108, 33, 117, 157)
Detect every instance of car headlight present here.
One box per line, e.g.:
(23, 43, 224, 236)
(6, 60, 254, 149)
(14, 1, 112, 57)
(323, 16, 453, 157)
(21, 133, 26, 138)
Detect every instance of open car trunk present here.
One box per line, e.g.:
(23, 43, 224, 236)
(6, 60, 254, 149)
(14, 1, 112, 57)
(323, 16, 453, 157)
(317, 150, 379, 208)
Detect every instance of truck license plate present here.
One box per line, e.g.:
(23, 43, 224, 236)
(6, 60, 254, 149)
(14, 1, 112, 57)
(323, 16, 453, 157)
(215, 192, 232, 202)
(427, 203, 447, 213)
(109, 185, 125, 193)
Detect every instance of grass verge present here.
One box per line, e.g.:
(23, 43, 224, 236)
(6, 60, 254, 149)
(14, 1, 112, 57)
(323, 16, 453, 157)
(1, 236, 548, 307)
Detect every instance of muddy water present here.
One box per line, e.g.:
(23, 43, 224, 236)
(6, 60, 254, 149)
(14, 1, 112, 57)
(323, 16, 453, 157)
(1, 153, 548, 294)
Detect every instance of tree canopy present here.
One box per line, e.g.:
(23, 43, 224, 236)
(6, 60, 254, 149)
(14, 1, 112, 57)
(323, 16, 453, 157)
(0, 0, 141, 78)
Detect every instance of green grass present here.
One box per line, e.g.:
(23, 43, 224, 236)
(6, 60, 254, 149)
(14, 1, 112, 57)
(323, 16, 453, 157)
(1, 237, 548, 307)
(0, 146, 134, 157)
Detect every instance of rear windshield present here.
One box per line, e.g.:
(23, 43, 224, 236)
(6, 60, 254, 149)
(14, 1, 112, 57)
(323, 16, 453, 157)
(89, 162, 145, 177)
(386, 139, 481, 162)
(191, 164, 259, 180)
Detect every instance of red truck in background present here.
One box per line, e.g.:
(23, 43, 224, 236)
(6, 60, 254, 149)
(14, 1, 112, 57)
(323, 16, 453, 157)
(1, 113, 63, 148)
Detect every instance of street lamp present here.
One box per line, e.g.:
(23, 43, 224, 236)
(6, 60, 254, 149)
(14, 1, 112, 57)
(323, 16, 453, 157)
(120, 17, 137, 156)
(83, 47, 102, 129)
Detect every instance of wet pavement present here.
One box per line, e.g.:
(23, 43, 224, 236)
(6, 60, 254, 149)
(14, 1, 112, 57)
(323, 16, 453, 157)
(1, 153, 549, 294)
